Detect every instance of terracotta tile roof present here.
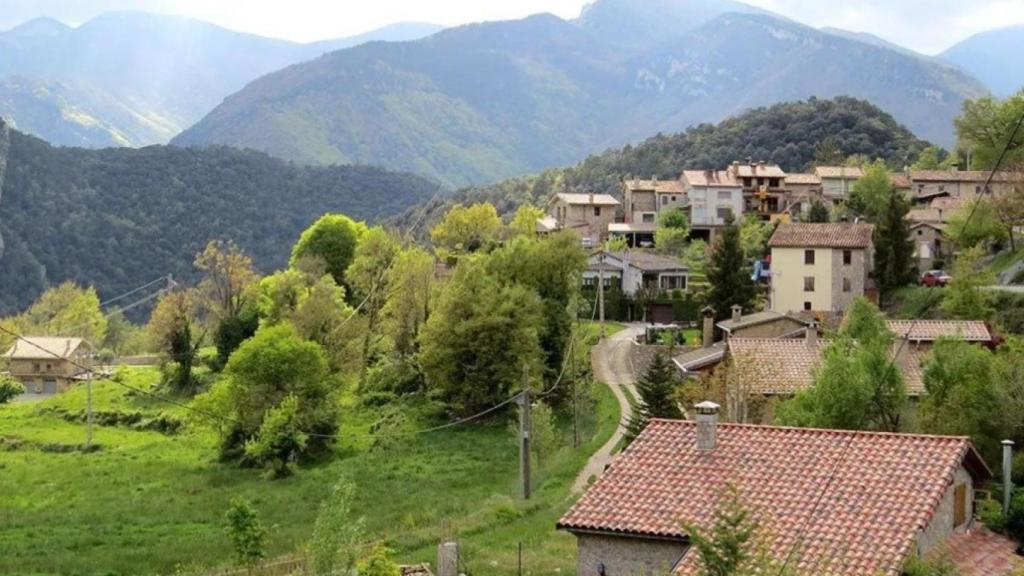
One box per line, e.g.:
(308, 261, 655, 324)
(5, 337, 85, 360)
(887, 320, 991, 342)
(672, 343, 726, 373)
(682, 170, 742, 188)
(605, 250, 687, 272)
(726, 337, 928, 395)
(911, 170, 1019, 183)
(730, 163, 787, 178)
(558, 419, 990, 576)
(891, 173, 912, 188)
(768, 222, 874, 248)
(943, 527, 1024, 576)
(554, 192, 620, 206)
(624, 179, 686, 194)
(785, 173, 822, 185)
(814, 166, 864, 179)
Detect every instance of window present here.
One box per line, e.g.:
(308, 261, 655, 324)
(593, 206, 601, 216)
(935, 238, 942, 250)
(842, 277, 852, 293)
(954, 483, 967, 526)
(938, 185, 946, 192)
(976, 186, 981, 194)
(582, 277, 596, 287)
(843, 250, 852, 265)
(716, 206, 731, 220)
(804, 250, 815, 265)
(717, 190, 732, 200)
(661, 196, 668, 206)
(803, 301, 812, 311)
(693, 207, 706, 221)
(32, 363, 40, 373)
(671, 195, 677, 202)
(660, 275, 687, 290)
(769, 178, 779, 188)
(804, 277, 815, 292)
(642, 213, 655, 223)
(917, 229, 923, 236)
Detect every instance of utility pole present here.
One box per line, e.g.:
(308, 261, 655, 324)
(571, 335, 580, 449)
(598, 252, 606, 338)
(518, 367, 531, 500)
(85, 344, 93, 450)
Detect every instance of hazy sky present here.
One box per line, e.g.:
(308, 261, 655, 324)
(1, 0, 1022, 54)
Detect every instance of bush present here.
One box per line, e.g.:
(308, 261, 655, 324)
(978, 498, 1006, 532)
(0, 376, 25, 404)
(1005, 489, 1024, 542)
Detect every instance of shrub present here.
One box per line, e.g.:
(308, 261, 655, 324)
(1005, 489, 1024, 542)
(977, 498, 1006, 533)
(0, 375, 25, 404)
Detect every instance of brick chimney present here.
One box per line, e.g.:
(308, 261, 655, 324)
(731, 304, 742, 324)
(805, 320, 819, 347)
(695, 401, 720, 452)
(701, 306, 716, 348)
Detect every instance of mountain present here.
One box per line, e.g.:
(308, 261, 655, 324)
(174, 4, 986, 187)
(818, 27, 923, 58)
(392, 96, 933, 231)
(940, 25, 1024, 97)
(0, 120, 443, 314)
(0, 12, 443, 148)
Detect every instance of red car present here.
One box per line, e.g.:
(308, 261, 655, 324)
(920, 270, 952, 287)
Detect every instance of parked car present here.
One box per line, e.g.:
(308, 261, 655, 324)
(920, 269, 952, 287)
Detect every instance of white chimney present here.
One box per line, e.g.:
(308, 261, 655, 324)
(1003, 440, 1014, 515)
(806, 320, 819, 348)
(731, 304, 742, 324)
(695, 401, 720, 452)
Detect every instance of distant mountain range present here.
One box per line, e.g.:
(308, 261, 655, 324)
(0, 12, 443, 147)
(174, 1, 986, 187)
(0, 119, 441, 313)
(940, 24, 1024, 97)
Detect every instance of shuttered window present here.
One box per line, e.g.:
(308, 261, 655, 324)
(954, 483, 967, 526)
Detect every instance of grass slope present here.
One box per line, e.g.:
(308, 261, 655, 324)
(0, 367, 617, 575)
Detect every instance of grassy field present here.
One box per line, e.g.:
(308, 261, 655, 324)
(0, 367, 618, 576)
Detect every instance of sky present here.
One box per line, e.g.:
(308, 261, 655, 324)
(1, 0, 1023, 54)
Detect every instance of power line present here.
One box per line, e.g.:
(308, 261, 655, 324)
(99, 275, 172, 307)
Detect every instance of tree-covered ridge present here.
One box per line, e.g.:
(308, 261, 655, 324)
(0, 123, 443, 314)
(397, 97, 932, 230)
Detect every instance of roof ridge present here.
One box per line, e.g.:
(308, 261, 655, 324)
(646, 418, 974, 442)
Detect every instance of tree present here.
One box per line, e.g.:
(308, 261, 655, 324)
(224, 498, 267, 574)
(990, 174, 1024, 252)
(382, 246, 434, 360)
(309, 480, 363, 576)
(508, 203, 546, 238)
(706, 212, 757, 320)
(358, 544, 400, 576)
(626, 354, 683, 442)
(955, 92, 1024, 170)
(430, 203, 502, 255)
(530, 400, 560, 466)
(776, 298, 905, 431)
(947, 199, 1008, 249)
(873, 190, 916, 297)
(848, 159, 893, 220)
(291, 214, 366, 286)
(148, 290, 203, 394)
(418, 260, 544, 416)
(346, 227, 401, 377)
(683, 239, 709, 277)
(194, 240, 258, 323)
(813, 136, 844, 166)
(0, 375, 25, 404)
(655, 208, 691, 255)
(738, 214, 773, 262)
(941, 245, 994, 319)
(805, 198, 830, 223)
(911, 145, 957, 170)
(244, 394, 309, 478)
(6, 282, 108, 348)
(681, 484, 784, 576)
(217, 323, 337, 462)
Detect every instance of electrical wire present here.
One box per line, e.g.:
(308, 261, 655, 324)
(98, 275, 171, 307)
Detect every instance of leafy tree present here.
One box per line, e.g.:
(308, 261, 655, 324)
(224, 498, 267, 574)
(873, 190, 916, 297)
(217, 323, 337, 462)
(813, 136, 844, 166)
(346, 227, 401, 377)
(626, 354, 683, 442)
(947, 199, 1008, 249)
(4, 282, 108, 349)
(941, 246, 994, 319)
(418, 260, 544, 416)
(194, 240, 258, 323)
(911, 145, 957, 170)
(102, 311, 147, 357)
(706, 212, 756, 320)
(0, 375, 25, 404)
(244, 394, 309, 478)
(430, 203, 502, 255)
(919, 338, 1008, 464)
(805, 198, 830, 223)
(683, 239, 709, 277)
(214, 309, 259, 371)
(358, 543, 400, 576)
(681, 484, 785, 576)
(848, 159, 893, 220)
(604, 235, 629, 252)
(148, 290, 203, 394)
(739, 214, 773, 262)
(530, 400, 560, 466)
(777, 298, 905, 431)
(955, 92, 1024, 170)
(655, 208, 691, 255)
(291, 214, 367, 286)
(508, 203, 546, 237)
(990, 175, 1024, 251)
(309, 480, 363, 576)
(382, 246, 434, 360)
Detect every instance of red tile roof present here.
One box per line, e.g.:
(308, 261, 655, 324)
(887, 320, 991, 342)
(911, 170, 1019, 183)
(943, 527, 1024, 576)
(624, 178, 686, 194)
(815, 166, 864, 179)
(558, 420, 990, 576)
(769, 222, 874, 248)
(786, 173, 822, 185)
(682, 170, 742, 188)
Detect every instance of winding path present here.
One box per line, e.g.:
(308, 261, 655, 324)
(572, 324, 644, 494)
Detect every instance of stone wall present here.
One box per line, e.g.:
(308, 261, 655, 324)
(576, 532, 687, 576)
(916, 465, 974, 556)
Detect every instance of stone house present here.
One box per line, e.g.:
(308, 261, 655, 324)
(814, 165, 863, 204)
(910, 221, 952, 271)
(5, 337, 91, 394)
(767, 222, 874, 314)
(557, 406, 991, 576)
(679, 169, 745, 231)
(728, 161, 788, 220)
(548, 192, 620, 246)
(783, 173, 823, 214)
(582, 250, 688, 297)
(909, 170, 1018, 202)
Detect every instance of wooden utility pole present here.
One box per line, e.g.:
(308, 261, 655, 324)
(570, 335, 580, 449)
(518, 369, 531, 500)
(85, 346, 93, 450)
(598, 252, 606, 338)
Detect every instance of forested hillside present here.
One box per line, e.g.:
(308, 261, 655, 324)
(395, 97, 931, 229)
(0, 122, 442, 313)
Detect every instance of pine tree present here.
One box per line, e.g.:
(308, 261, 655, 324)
(707, 211, 757, 320)
(806, 199, 830, 223)
(874, 191, 915, 298)
(626, 353, 683, 443)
